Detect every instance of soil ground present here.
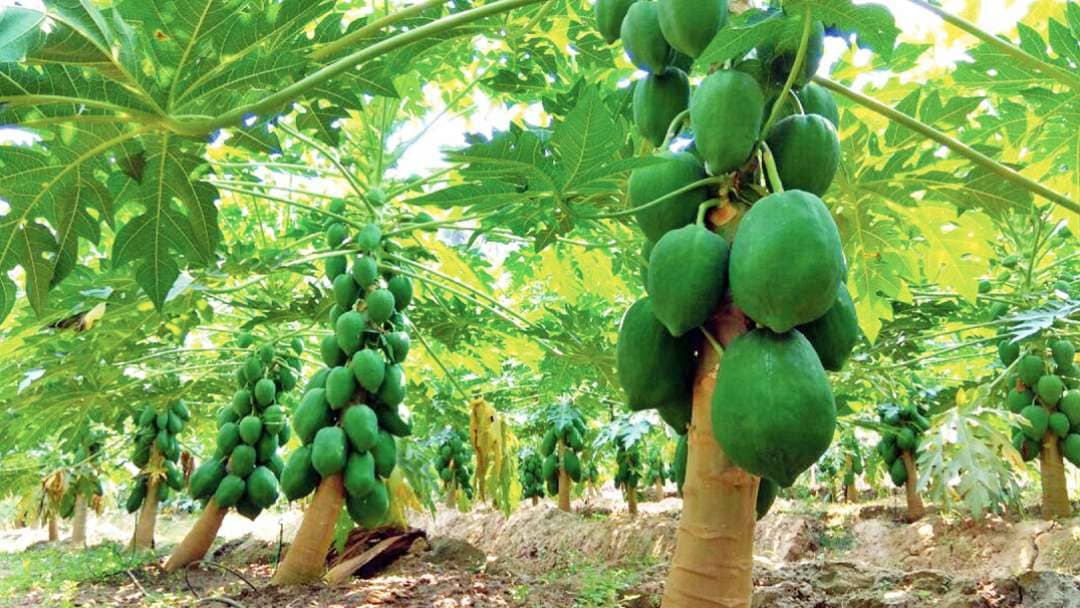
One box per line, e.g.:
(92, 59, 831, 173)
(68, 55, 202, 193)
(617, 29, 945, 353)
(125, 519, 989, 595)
(2, 486, 1078, 607)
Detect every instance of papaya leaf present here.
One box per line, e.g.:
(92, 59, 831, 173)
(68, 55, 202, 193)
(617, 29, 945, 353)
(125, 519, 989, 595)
(787, 0, 898, 59)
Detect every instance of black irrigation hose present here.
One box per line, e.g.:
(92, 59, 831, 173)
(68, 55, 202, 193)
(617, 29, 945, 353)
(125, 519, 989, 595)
(195, 598, 247, 608)
(183, 560, 258, 599)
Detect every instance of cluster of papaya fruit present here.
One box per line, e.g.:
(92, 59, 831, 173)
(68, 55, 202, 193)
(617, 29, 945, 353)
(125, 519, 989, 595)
(999, 336, 1080, 467)
(642, 448, 668, 488)
(518, 448, 546, 501)
(613, 443, 642, 492)
(875, 404, 930, 487)
(539, 413, 587, 495)
(60, 433, 105, 517)
(816, 431, 863, 491)
(435, 430, 474, 500)
(281, 214, 413, 528)
(608, 2, 856, 492)
(186, 339, 299, 520)
(126, 400, 190, 512)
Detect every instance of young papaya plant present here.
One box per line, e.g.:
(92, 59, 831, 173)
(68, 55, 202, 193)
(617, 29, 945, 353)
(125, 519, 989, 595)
(518, 448, 546, 506)
(642, 444, 671, 501)
(875, 403, 931, 521)
(163, 338, 299, 570)
(57, 430, 106, 547)
(433, 428, 474, 508)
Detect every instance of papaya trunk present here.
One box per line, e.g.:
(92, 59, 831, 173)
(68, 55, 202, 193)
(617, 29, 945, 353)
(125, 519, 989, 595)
(628, 487, 638, 515)
(557, 441, 571, 512)
(163, 500, 227, 572)
(446, 483, 458, 508)
(272, 474, 345, 585)
(47, 516, 58, 542)
(656, 479, 665, 501)
(70, 495, 87, 546)
(531, 496, 539, 507)
(845, 483, 857, 503)
(1039, 432, 1072, 519)
(131, 476, 160, 550)
(662, 306, 756, 608)
(900, 451, 925, 521)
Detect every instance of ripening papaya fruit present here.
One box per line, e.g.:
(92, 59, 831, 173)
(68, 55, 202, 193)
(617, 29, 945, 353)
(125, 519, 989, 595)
(621, 2, 671, 74)
(711, 329, 836, 487)
(796, 283, 859, 371)
(765, 114, 840, 196)
(616, 297, 696, 412)
(627, 152, 709, 243)
(657, 0, 727, 58)
(690, 70, 764, 174)
(633, 68, 690, 146)
(595, 0, 638, 44)
(729, 190, 844, 332)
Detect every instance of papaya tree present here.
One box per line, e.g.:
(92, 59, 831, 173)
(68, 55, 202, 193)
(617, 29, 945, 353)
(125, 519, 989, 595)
(126, 399, 189, 550)
(875, 404, 930, 521)
(643, 444, 671, 501)
(51, 431, 107, 547)
(537, 403, 587, 512)
(614, 440, 644, 515)
(518, 448, 546, 506)
(272, 215, 416, 585)
(998, 331, 1078, 519)
(433, 428, 474, 507)
(815, 431, 863, 503)
(163, 338, 299, 570)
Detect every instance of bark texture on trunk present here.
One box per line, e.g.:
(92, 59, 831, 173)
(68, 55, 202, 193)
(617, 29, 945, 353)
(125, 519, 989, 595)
(531, 496, 539, 506)
(628, 487, 639, 515)
(47, 516, 58, 542)
(131, 475, 160, 550)
(272, 474, 345, 585)
(70, 494, 88, 546)
(1040, 432, 1073, 519)
(900, 451, 925, 522)
(662, 305, 756, 608)
(163, 500, 228, 572)
(557, 441, 571, 512)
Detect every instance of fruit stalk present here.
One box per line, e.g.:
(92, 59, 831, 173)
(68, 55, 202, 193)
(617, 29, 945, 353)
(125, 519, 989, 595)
(130, 475, 160, 549)
(1039, 433, 1073, 519)
(272, 474, 345, 585)
(900, 451, 925, 521)
(557, 440, 571, 512)
(70, 494, 88, 546)
(163, 500, 228, 572)
(662, 305, 756, 608)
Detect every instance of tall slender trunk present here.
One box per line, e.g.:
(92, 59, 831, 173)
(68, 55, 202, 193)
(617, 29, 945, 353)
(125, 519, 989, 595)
(662, 305, 756, 608)
(655, 478, 665, 501)
(47, 516, 58, 542)
(628, 487, 639, 515)
(843, 454, 857, 503)
(557, 441, 571, 512)
(131, 476, 160, 550)
(164, 500, 228, 572)
(70, 495, 88, 546)
(272, 474, 345, 585)
(531, 496, 539, 506)
(1040, 432, 1072, 519)
(845, 483, 857, 503)
(900, 451, 925, 521)
(446, 482, 458, 508)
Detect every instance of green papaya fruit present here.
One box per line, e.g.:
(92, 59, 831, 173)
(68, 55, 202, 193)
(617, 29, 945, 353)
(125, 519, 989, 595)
(238, 415, 263, 445)
(1020, 405, 1049, 441)
(540, 429, 557, 457)
(333, 274, 360, 309)
(343, 405, 380, 452)
(386, 331, 411, 364)
(293, 388, 333, 444)
(1049, 412, 1070, 439)
(311, 426, 348, 477)
(356, 223, 382, 253)
(765, 114, 840, 196)
(372, 430, 397, 478)
(690, 70, 764, 174)
(214, 474, 245, 508)
(326, 366, 357, 410)
(189, 460, 226, 500)
(321, 335, 346, 367)
(1037, 374, 1064, 406)
(1061, 390, 1080, 431)
(344, 451, 378, 499)
(888, 457, 908, 487)
(377, 364, 407, 407)
(387, 276, 413, 311)
(228, 445, 257, 477)
(138, 406, 156, 427)
(1000, 254, 1019, 268)
(245, 466, 279, 509)
(998, 340, 1020, 366)
(237, 332, 255, 348)
(326, 223, 348, 248)
(263, 405, 286, 435)
(729, 190, 844, 332)
(657, 0, 727, 57)
(351, 349, 386, 393)
(633, 67, 690, 146)
(351, 256, 379, 288)
(615, 297, 696, 411)
(1063, 434, 1080, 467)
(165, 461, 183, 490)
(1018, 355, 1045, 388)
(217, 423, 241, 455)
(256, 432, 277, 463)
(375, 403, 412, 438)
(564, 451, 583, 482)
(325, 254, 347, 281)
(989, 301, 1009, 321)
(281, 445, 319, 501)
(711, 329, 836, 487)
(627, 152, 709, 242)
(595, 0, 638, 44)
(795, 283, 859, 371)
(346, 480, 389, 528)
(367, 289, 396, 325)
(657, 402, 690, 434)
(797, 82, 839, 128)
(673, 433, 688, 492)
(758, 17, 824, 88)
(268, 453, 285, 479)
(646, 224, 729, 337)
(1051, 339, 1075, 369)
(132, 442, 151, 468)
(232, 389, 253, 417)
(125, 478, 147, 513)
(756, 478, 778, 520)
(542, 453, 558, 481)
(244, 357, 263, 384)
(156, 411, 169, 430)
(166, 412, 182, 434)
(621, 2, 671, 73)
(895, 427, 916, 452)
(878, 436, 899, 465)
(335, 311, 367, 356)
(217, 407, 239, 428)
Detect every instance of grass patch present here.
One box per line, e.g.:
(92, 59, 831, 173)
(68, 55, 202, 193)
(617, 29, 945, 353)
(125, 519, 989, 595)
(539, 551, 652, 608)
(0, 541, 162, 597)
